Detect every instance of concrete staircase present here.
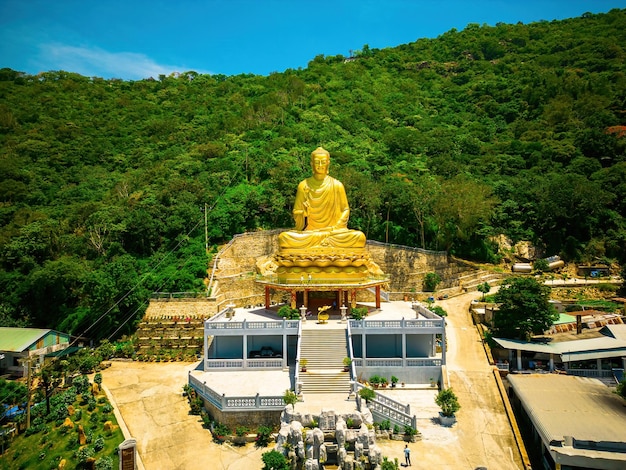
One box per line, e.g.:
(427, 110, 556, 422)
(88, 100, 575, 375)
(459, 270, 506, 291)
(299, 328, 352, 394)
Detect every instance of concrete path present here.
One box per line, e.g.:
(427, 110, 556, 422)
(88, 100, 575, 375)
(102, 292, 525, 469)
(439, 292, 525, 470)
(102, 361, 267, 470)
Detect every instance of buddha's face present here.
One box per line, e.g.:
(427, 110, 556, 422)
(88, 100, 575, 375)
(311, 153, 329, 176)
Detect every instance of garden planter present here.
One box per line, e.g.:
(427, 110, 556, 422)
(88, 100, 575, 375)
(438, 412, 456, 427)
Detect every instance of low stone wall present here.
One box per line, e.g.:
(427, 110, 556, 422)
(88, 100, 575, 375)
(144, 298, 216, 319)
(201, 399, 281, 429)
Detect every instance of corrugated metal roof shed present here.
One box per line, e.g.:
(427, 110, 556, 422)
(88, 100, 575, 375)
(508, 374, 626, 452)
(603, 324, 626, 341)
(494, 332, 626, 361)
(0, 327, 55, 353)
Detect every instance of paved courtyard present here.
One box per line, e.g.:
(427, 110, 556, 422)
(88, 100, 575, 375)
(101, 292, 525, 469)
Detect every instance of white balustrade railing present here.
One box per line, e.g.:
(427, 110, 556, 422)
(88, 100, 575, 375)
(349, 318, 444, 329)
(205, 318, 300, 331)
(406, 358, 442, 367)
(205, 358, 283, 369)
(364, 359, 403, 367)
(351, 358, 442, 368)
(189, 374, 285, 411)
(355, 382, 416, 428)
(205, 359, 244, 368)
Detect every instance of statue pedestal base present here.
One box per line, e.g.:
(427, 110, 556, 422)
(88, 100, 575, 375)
(274, 247, 377, 282)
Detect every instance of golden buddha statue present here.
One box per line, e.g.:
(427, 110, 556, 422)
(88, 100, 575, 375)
(278, 147, 366, 250)
(274, 147, 380, 281)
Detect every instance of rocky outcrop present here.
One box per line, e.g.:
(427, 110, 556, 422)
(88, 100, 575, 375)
(275, 405, 381, 470)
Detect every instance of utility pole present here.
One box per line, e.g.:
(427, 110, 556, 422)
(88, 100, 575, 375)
(19, 356, 33, 430)
(204, 202, 209, 254)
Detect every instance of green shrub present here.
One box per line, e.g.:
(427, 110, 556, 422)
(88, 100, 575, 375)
(431, 306, 447, 317)
(87, 398, 97, 412)
(435, 388, 461, 417)
(358, 387, 375, 403)
(95, 456, 114, 470)
(277, 305, 299, 320)
(350, 307, 368, 320)
(533, 259, 549, 273)
(369, 374, 382, 385)
(75, 445, 94, 464)
(256, 425, 273, 447)
(235, 425, 249, 437)
(283, 389, 297, 408)
(201, 412, 212, 428)
(212, 422, 231, 439)
(189, 394, 203, 415)
(73, 375, 90, 395)
(93, 436, 105, 452)
(261, 449, 289, 470)
(596, 283, 618, 292)
(379, 419, 391, 431)
(381, 456, 399, 470)
(423, 272, 441, 292)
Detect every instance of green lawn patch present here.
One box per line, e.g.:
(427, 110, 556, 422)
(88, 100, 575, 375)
(2, 377, 125, 470)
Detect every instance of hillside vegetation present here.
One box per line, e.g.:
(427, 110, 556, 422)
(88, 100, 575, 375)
(0, 9, 625, 340)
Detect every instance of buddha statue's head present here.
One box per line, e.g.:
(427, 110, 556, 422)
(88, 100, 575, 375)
(311, 147, 330, 178)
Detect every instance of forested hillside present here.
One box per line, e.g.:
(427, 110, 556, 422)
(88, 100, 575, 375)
(1, 9, 625, 340)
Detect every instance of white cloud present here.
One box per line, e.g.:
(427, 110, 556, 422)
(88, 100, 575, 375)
(37, 43, 212, 80)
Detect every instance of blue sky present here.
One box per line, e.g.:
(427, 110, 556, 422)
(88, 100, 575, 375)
(1, 0, 625, 80)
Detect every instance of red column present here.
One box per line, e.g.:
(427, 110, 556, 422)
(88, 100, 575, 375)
(290, 289, 297, 309)
(375, 285, 381, 309)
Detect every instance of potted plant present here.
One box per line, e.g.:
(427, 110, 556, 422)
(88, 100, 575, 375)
(343, 357, 352, 372)
(435, 388, 460, 426)
(380, 377, 389, 388)
(234, 425, 249, 445)
(429, 377, 437, 388)
(391, 376, 399, 388)
(369, 374, 381, 388)
(300, 358, 308, 372)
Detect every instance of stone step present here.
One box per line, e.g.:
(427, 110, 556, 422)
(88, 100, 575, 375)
(301, 347, 347, 365)
(299, 371, 352, 394)
(298, 328, 349, 389)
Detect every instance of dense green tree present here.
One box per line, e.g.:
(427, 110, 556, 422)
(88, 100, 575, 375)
(0, 9, 626, 339)
(492, 277, 559, 340)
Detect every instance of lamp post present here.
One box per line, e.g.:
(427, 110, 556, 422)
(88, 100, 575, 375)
(300, 305, 307, 323)
(340, 304, 348, 323)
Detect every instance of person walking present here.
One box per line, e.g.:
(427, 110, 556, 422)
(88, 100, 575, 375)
(404, 444, 411, 466)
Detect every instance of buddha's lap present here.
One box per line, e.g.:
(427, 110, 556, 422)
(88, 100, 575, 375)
(278, 229, 365, 249)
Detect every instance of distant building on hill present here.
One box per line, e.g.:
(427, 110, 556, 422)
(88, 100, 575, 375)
(0, 327, 70, 378)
